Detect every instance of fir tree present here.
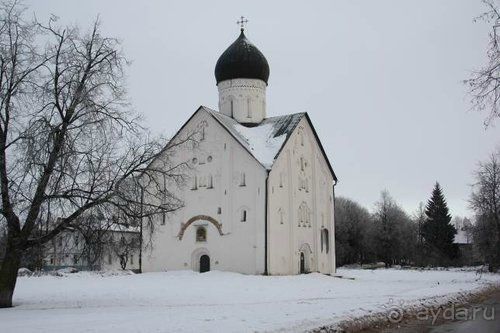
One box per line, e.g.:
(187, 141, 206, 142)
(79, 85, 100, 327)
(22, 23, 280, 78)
(421, 183, 458, 264)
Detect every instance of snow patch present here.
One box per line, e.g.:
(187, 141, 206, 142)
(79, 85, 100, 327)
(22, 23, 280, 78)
(231, 122, 287, 168)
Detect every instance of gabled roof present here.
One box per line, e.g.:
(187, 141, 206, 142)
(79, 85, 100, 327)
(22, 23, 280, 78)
(204, 107, 303, 169)
(200, 106, 337, 182)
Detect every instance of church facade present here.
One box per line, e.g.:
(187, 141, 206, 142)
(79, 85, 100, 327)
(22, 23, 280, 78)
(142, 28, 337, 275)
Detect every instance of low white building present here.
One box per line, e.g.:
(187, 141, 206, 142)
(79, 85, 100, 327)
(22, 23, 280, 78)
(143, 27, 337, 275)
(45, 222, 140, 271)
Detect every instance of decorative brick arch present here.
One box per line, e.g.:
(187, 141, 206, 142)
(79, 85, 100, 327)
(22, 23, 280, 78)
(177, 215, 224, 240)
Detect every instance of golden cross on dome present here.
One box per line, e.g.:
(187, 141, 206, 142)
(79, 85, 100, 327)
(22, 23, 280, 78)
(237, 16, 248, 31)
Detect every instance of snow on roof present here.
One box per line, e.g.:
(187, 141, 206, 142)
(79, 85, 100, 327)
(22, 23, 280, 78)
(59, 221, 139, 234)
(73, 218, 140, 233)
(106, 223, 140, 233)
(205, 107, 305, 169)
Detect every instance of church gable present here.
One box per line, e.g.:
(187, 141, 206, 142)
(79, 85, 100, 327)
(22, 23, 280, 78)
(272, 114, 337, 182)
(165, 106, 272, 171)
(205, 106, 305, 169)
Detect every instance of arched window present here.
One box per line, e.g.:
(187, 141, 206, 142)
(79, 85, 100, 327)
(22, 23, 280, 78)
(207, 174, 213, 189)
(320, 230, 324, 252)
(191, 175, 198, 190)
(278, 208, 284, 224)
(196, 226, 207, 242)
(298, 206, 303, 227)
(298, 202, 310, 227)
(322, 229, 329, 253)
(240, 172, 246, 186)
(247, 98, 251, 118)
(241, 210, 247, 222)
(298, 202, 308, 227)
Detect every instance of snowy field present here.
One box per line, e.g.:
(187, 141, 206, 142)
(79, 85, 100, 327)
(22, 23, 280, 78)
(1, 268, 499, 333)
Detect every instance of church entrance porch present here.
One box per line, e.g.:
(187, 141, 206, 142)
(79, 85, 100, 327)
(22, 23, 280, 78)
(200, 254, 210, 273)
(298, 243, 312, 274)
(191, 248, 210, 273)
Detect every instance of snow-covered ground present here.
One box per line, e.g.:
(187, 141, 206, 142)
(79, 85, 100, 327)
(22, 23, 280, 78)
(1, 268, 499, 333)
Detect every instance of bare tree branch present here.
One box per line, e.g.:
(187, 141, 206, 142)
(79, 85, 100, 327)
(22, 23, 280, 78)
(467, 0, 500, 127)
(0, 2, 190, 308)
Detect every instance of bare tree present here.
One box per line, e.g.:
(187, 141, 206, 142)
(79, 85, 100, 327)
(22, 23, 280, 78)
(334, 194, 418, 268)
(411, 202, 426, 266)
(0, 2, 190, 307)
(413, 202, 426, 246)
(109, 231, 139, 270)
(73, 211, 111, 270)
(467, 0, 500, 126)
(334, 196, 373, 266)
(74, 209, 140, 271)
(470, 151, 500, 272)
(372, 190, 415, 267)
(0, 218, 5, 263)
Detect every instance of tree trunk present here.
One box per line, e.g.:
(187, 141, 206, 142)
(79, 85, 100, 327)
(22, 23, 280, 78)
(490, 219, 500, 273)
(496, 220, 500, 272)
(492, 232, 500, 273)
(0, 236, 22, 308)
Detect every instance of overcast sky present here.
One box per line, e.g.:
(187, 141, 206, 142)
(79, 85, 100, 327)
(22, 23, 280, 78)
(28, 0, 500, 217)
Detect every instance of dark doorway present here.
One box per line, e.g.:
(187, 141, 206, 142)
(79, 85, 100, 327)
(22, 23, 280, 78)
(300, 252, 305, 274)
(200, 254, 210, 273)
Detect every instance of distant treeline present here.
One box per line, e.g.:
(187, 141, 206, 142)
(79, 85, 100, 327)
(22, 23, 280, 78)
(335, 150, 500, 272)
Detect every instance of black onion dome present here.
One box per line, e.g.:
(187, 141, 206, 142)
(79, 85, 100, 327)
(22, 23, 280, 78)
(215, 30, 270, 85)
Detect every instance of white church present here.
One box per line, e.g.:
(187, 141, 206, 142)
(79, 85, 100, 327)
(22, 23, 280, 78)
(142, 25, 338, 275)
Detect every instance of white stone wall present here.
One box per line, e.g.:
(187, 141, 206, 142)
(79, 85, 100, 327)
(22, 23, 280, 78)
(217, 78, 267, 124)
(267, 118, 336, 275)
(142, 109, 267, 274)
